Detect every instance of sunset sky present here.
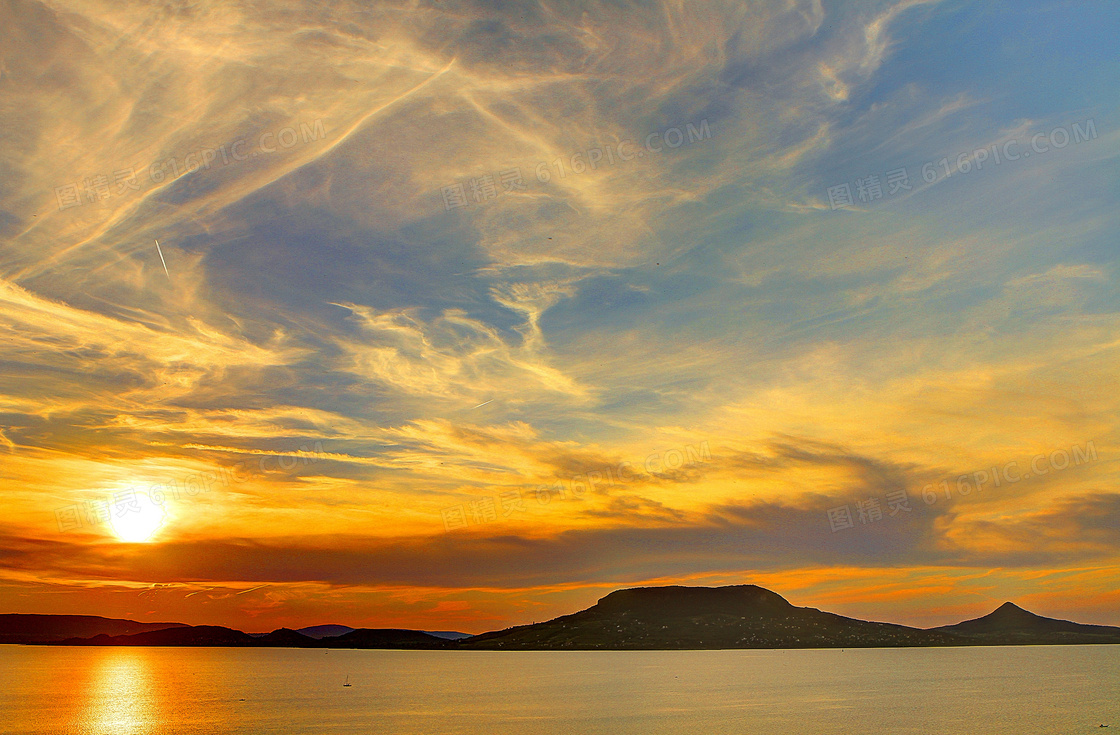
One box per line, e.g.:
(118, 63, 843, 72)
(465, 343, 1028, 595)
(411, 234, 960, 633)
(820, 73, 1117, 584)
(0, 0, 1117, 634)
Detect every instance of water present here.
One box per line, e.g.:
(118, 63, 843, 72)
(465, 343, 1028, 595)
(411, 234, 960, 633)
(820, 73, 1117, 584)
(1, 644, 1116, 734)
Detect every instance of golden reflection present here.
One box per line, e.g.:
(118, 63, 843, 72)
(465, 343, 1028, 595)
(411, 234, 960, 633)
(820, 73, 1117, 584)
(76, 649, 158, 735)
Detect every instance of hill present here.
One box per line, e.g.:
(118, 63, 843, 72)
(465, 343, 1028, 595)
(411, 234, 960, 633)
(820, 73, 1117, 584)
(460, 585, 961, 650)
(12, 587, 1120, 650)
(328, 628, 450, 649)
(423, 630, 473, 640)
(0, 614, 187, 644)
(39, 623, 448, 649)
(59, 625, 255, 647)
(296, 624, 354, 639)
(254, 627, 318, 647)
(930, 602, 1120, 645)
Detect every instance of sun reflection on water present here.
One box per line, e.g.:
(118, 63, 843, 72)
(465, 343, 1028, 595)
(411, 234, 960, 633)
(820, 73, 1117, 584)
(76, 649, 159, 735)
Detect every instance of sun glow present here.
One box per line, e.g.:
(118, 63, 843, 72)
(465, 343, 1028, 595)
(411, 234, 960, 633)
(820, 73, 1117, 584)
(108, 493, 166, 543)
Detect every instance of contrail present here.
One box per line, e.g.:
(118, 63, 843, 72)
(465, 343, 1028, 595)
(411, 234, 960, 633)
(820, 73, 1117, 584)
(471, 399, 494, 410)
(154, 239, 170, 279)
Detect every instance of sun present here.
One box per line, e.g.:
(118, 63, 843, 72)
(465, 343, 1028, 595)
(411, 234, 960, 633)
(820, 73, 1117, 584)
(108, 493, 167, 543)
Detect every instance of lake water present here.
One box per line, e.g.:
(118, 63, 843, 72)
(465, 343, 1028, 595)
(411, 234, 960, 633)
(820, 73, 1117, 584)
(0, 644, 1116, 734)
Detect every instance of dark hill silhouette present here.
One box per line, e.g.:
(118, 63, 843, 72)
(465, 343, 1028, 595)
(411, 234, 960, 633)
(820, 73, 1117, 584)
(329, 628, 450, 649)
(931, 602, 1120, 644)
(296, 624, 354, 639)
(0, 614, 187, 644)
(59, 625, 254, 647)
(49, 625, 448, 649)
(12, 586, 1120, 650)
(253, 627, 318, 647)
(460, 584, 961, 650)
(597, 585, 794, 616)
(423, 630, 472, 640)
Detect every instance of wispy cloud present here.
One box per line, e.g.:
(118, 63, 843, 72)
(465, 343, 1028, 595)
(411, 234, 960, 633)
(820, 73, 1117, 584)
(0, 0, 1117, 630)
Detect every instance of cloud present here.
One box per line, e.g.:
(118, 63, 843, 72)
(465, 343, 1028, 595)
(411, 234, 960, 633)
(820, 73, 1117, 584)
(948, 493, 1120, 566)
(331, 296, 588, 404)
(1, 0, 1118, 630)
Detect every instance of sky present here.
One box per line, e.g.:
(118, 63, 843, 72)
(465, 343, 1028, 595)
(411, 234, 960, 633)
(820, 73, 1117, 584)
(0, 0, 1117, 635)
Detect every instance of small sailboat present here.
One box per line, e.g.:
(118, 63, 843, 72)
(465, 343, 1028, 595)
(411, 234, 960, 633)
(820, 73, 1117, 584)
(343, 675, 351, 687)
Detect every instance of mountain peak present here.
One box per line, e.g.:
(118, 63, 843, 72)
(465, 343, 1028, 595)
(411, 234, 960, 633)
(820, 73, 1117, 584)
(988, 602, 1036, 620)
(931, 599, 1120, 643)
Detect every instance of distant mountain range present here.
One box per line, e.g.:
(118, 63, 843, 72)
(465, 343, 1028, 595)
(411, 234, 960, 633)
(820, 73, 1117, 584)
(295, 624, 355, 639)
(54, 625, 454, 649)
(461, 585, 1120, 649)
(0, 614, 187, 644)
(5, 585, 1119, 650)
(423, 630, 473, 640)
(292, 625, 471, 641)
